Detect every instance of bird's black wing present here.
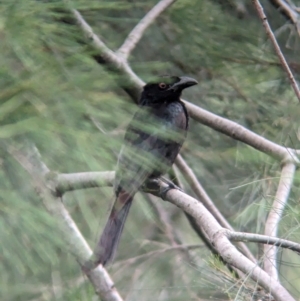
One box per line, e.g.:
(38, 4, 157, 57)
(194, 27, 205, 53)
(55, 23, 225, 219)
(97, 102, 187, 265)
(115, 102, 187, 195)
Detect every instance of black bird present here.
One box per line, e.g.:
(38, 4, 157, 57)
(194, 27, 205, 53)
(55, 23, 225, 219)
(96, 76, 198, 266)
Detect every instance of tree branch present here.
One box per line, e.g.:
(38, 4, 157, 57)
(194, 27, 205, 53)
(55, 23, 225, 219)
(114, 244, 203, 268)
(58, 6, 300, 298)
(72, 9, 121, 67)
(70, 8, 299, 163)
(145, 194, 178, 246)
(117, 0, 176, 59)
(227, 230, 300, 253)
(171, 163, 242, 278)
(56, 171, 115, 195)
(8, 145, 123, 301)
(252, 0, 300, 102)
(264, 162, 296, 280)
(186, 101, 296, 162)
(52, 169, 300, 254)
(175, 155, 257, 263)
(10, 142, 296, 301)
(56, 167, 242, 277)
(156, 180, 295, 301)
(71, 9, 144, 100)
(269, 0, 299, 24)
(48, 167, 300, 299)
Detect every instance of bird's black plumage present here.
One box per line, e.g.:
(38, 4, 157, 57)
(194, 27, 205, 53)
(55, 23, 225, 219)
(96, 76, 198, 266)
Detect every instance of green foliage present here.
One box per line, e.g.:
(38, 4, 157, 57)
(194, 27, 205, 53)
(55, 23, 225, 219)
(1, 0, 300, 300)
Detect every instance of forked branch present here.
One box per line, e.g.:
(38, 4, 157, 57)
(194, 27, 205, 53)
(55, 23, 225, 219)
(228, 230, 300, 253)
(51, 169, 300, 256)
(264, 162, 296, 280)
(175, 155, 257, 263)
(118, 0, 177, 59)
(8, 145, 123, 301)
(71, 8, 299, 163)
(269, 0, 299, 25)
(158, 181, 295, 301)
(9, 140, 297, 301)
(252, 0, 300, 102)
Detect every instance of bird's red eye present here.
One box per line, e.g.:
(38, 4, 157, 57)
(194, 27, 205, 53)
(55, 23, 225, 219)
(158, 82, 167, 89)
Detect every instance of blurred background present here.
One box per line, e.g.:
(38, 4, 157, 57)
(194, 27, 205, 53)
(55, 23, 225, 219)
(1, 0, 300, 300)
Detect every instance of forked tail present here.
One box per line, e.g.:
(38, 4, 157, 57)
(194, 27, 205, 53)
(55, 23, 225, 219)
(95, 192, 133, 266)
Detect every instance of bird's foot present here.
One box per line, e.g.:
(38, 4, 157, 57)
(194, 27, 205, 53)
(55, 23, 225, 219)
(142, 178, 161, 194)
(143, 177, 182, 200)
(159, 176, 183, 192)
(159, 180, 179, 200)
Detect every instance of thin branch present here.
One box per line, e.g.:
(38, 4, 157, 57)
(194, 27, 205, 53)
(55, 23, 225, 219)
(59, 7, 298, 297)
(56, 171, 115, 194)
(175, 155, 257, 264)
(227, 230, 300, 253)
(186, 101, 296, 162)
(71, 9, 144, 100)
(28, 276, 87, 301)
(51, 166, 298, 277)
(145, 193, 200, 282)
(53, 169, 300, 255)
(8, 146, 123, 301)
(114, 244, 203, 267)
(10, 142, 296, 301)
(48, 167, 297, 300)
(70, 8, 299, 163)
(252, 0, 300, 102)
(72, 9, 121, 67)
(117, 0, 176, 59)
(156, 180, 295, 301)
(57, 169, 239, 272)
(145, 194, 178, 246)
(264, 162, 296, 280)
(269, 0, 299, 24)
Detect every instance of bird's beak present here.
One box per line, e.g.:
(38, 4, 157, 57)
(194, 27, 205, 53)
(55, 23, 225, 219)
(168, 76, 198, 91)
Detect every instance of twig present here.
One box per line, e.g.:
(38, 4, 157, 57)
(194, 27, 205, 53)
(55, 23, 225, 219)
(117, 0, 176, 59)
(56, 171, 115, 194)
(145, 194, 178, 246)
(47, 167, 298, 300)
(71, 9, 144, 100)
(114, 244, 203, 268)
(186, 101, 296, 162)
(70, 8, 299, 163)
(63, 165, 241, 278)
(151, 195, 205, 301)
(53, 166, 299, 275)
(171, 167, 244, 279)
(8, 145, 123, 301)
(29, 276, 87, 301)
(252, 0, 300, 102)
(72, 9, 120, 67)
(269, 0, 299, 24)
(175, 155, 257, 263)
(54, 170, 300, 248)
(264, 162, 296, 280)
(145, 193, 198, 274)
(10, 142, 296, 301)
(227, 230, 300, 253)
(156, 180, 295, 301)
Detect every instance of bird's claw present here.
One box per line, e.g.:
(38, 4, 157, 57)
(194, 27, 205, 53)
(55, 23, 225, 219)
(143, 177, 182, 200)
(159, 176, 183, 193)
(159, 181, 179, 200)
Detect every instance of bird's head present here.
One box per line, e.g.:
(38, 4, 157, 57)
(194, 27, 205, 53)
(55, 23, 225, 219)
(140, 76, 198, 106)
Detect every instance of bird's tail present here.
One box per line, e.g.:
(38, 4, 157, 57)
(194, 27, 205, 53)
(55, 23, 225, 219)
(95, 191, 134, 266)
